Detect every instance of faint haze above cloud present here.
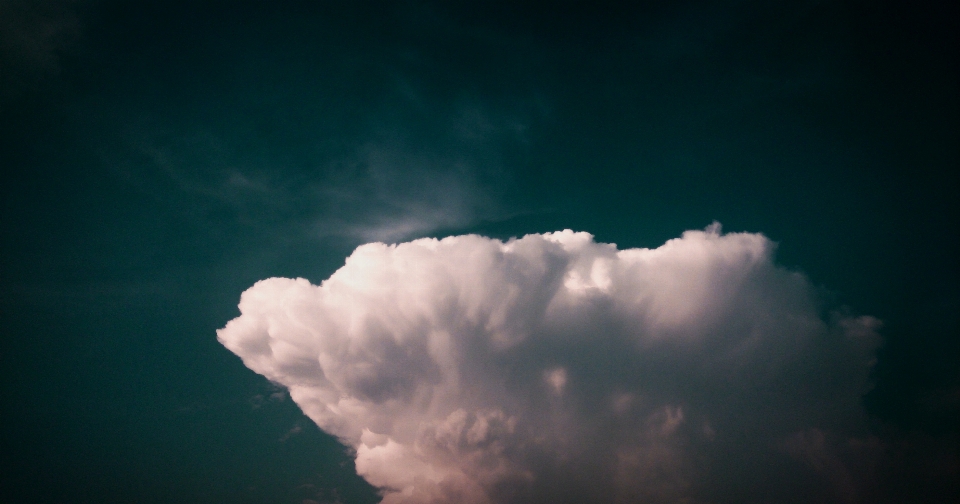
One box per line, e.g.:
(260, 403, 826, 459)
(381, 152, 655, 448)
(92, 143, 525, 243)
(67, 1, 545, 251)
(90, 66, 531, 250)
(219, 224, 888, 503)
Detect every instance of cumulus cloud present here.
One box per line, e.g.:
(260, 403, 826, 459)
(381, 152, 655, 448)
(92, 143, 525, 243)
(218, 224, 883, 503)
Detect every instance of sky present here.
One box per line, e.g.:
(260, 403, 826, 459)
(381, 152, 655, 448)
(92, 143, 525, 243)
(0, 1, 957, 503)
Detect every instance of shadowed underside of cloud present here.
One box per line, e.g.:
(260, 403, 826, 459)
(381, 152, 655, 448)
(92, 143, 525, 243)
(218, 224, 884, 503)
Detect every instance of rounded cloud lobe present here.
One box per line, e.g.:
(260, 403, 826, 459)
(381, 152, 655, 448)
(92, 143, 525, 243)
(218, 226, 882, 503)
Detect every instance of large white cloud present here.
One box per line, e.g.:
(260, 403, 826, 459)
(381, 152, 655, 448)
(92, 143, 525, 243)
(218, 225, 882, 503)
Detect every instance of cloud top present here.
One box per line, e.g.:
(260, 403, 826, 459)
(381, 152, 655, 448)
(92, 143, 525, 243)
(218, 225, 881, 503)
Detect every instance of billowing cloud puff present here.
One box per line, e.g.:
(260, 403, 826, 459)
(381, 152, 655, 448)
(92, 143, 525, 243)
(218, 225, 882, 503)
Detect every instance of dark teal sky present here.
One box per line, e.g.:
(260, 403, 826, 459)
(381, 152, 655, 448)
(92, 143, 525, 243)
(1, 1, 957, 502)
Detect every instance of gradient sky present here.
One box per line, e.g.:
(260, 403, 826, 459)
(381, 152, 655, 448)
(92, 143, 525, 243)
(1, 1, 957, 503)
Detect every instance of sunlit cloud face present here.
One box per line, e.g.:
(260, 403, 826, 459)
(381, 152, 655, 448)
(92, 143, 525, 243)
(218, 225, 882, 503)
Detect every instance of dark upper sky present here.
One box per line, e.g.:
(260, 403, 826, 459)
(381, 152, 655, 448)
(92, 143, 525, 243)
(1, 1, 957, 503)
